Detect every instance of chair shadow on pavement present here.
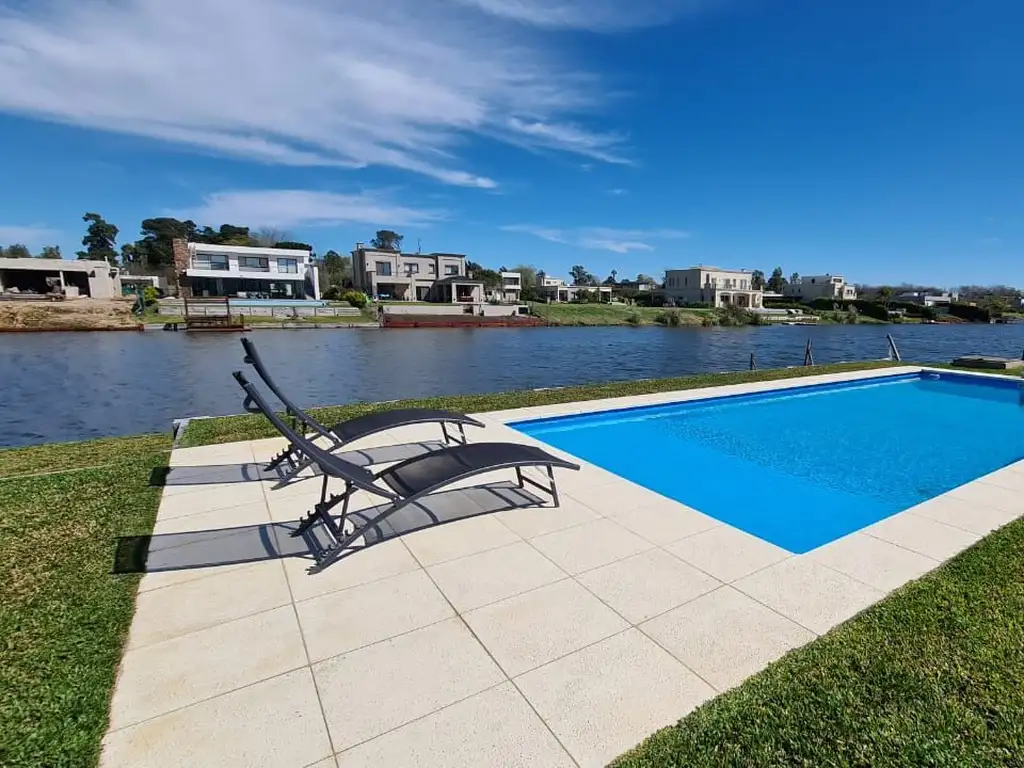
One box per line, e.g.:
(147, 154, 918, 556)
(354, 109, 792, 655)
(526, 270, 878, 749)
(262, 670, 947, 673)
(115, 482, 543, 577)
(146, 441, 448, 489)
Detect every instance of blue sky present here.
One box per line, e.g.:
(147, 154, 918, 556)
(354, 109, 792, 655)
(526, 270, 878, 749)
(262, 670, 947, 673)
(0, 0, 1021, 287)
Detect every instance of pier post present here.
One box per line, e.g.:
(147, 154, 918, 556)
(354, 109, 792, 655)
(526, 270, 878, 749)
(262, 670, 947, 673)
(887, 333, 901, 362)
(803, 338, 814, 366)
(749, 352, 757, 370)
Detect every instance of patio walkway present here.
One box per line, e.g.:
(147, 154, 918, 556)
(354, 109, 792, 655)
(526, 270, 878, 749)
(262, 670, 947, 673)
(100, 367, 1024, 767)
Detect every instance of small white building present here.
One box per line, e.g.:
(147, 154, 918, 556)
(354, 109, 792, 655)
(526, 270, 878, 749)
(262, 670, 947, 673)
(661, 266, 763, 308)
(174, 241, 320, 300)
(535, 275, 612, 303)
(783, 274, 857, 302)
(896, 290, 959, 307)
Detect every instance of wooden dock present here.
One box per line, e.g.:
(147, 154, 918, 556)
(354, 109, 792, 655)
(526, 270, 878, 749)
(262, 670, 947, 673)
(184, 297, 245, 332)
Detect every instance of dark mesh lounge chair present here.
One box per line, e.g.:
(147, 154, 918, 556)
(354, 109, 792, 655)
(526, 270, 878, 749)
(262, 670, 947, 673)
(241, 337, 485, 484)
(234, 372, 580, 570)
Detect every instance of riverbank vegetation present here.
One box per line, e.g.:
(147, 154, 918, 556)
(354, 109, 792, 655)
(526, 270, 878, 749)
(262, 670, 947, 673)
(614, 515, 1024, 767)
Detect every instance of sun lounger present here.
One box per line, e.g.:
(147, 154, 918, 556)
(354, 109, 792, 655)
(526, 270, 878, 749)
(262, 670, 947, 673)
(240, 337, 485, 483)
(234, 371, 579, 570)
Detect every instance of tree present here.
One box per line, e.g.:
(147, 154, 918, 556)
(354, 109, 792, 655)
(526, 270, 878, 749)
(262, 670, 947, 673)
(877, 286, 893, 308)
(790, 272, 800, 285)
(602, 269, 618, 285)
(767, 267, 785, 293)
(251, 227, 292, 247)
(5, 243, 31, 258)
(370, 230, 403, 251)
(636, 273, 654, 284)
(321, 250, 352, 289)
(273, 241, 313, 252)
(77, 212, 119, 263)
(570, 265, 594, 286)
(39, 245, 62, 259)
(512, 264, 539, 301)
(119, 243, 139, 271)
(134, 218, 197, 268)
(751, 269, 765, 290)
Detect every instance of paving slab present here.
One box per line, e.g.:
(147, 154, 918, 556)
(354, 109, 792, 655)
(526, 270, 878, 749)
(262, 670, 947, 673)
(515, 629, 714, 768)
(529, 518, 653, 575)
(666, 525, 790, 582)
(807, 532, 938, 593)
(314, 618, 504, 751)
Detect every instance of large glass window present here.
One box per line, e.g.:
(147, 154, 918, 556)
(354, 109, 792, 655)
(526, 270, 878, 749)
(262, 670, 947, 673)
(193, 254, 229, 270)
(444, 264, 459, 276)
(240, 256, 269, 271)
(405, 263, 420, 276)
(278, 258, 298, 274)
(376, 261, 393, 276)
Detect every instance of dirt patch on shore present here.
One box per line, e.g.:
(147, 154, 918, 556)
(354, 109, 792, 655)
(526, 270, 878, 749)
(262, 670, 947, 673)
(0, 298, 140, 330)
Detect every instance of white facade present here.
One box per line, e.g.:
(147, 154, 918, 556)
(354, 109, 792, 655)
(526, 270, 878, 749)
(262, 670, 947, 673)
(783, 274, 857, 302)
(184, 243, 320, 300)
(0, 257, 122, 298)
(662, 267, 763, 308)
(536, 275, 612, 303)
(896, 290, 959, 307)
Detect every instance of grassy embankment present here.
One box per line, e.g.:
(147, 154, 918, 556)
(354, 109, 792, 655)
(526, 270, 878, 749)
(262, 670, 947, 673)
(3, 360, 1022, 767)
(529, 302, 712, 326)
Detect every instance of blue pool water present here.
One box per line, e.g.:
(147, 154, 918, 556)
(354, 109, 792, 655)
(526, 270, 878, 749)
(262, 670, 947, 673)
(514, 372, 1024, 553)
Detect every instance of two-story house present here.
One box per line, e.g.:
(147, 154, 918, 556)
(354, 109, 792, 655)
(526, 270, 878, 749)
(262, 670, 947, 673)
(350, 244, 482, 302)
(485, 271, 522, 303)
(783, 274, 857, 302)
(661, 266, 763, 308)
(173, 240, 320, 299)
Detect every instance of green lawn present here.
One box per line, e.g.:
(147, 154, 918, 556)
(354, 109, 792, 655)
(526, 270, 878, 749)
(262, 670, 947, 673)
(0, 436, 170, 768)
(528, 302, 711, 326)
(613, 517, 1024, 767)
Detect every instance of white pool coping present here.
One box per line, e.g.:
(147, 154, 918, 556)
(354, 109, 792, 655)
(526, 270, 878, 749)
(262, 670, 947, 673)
(101, 365, 1024, 768)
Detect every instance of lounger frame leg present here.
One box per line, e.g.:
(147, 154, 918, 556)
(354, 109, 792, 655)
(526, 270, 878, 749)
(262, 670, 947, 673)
(440, 422, 469, 445)
(515, 465, 560, 506)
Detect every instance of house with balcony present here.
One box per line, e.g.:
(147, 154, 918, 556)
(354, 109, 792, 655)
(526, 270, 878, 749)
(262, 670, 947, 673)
(661, 266, 763, 308)
(535, 275, 612, 303)
(783, 274, 857, 302)
(486, 271, 522, 303)
(896, 290, 959, 307)
(351, 243, 483, 302)
(173, 240, 320, 300)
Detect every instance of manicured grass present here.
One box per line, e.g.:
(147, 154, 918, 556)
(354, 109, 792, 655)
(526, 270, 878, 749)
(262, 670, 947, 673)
(0, 433, 169, 478)
(179, 361, 902, 446)
(613, 517, 1024, 767)
(528, 302, 710, 326)
(0, 437, 170, 768)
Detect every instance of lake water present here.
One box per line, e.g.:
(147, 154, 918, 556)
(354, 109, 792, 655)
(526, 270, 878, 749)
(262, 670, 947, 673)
(2, 323, 1024, 447)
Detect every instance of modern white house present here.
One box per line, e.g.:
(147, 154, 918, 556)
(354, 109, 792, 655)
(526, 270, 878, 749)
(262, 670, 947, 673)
(896, 290, 959, 307)
(0, 257, 122, 298)
(172, 240, 320, 300)
(535, 275, 612, 303)
(350, 243, 479, 302)
(661, 266, 764, 308)
(783, 274, 857, 302)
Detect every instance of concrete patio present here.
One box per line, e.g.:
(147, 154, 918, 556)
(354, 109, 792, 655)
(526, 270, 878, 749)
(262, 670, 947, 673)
(101, 367, 1024, 768)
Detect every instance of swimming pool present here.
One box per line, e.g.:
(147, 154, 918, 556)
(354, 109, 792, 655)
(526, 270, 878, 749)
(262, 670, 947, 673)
(513, 371, 1024, 553)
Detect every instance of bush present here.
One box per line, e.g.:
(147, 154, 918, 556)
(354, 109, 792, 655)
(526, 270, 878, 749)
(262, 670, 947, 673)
(142, 286, 158, 307)
(625, 310, 642, 326)
(948, 303, 992, 323)
(921, 305, 938, 321)
(340, 290, 368, 309)
(655, 308, 682, 327)
(717, 304, 755, 326)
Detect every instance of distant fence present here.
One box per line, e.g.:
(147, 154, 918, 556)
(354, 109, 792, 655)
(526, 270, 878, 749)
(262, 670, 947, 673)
(159, 302, 361, 318)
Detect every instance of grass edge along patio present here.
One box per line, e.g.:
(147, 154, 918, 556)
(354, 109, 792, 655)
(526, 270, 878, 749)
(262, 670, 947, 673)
(1, 360, 1022, 767)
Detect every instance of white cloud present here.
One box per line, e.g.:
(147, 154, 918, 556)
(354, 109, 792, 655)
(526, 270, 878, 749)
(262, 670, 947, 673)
(502, 223, 688, 252)
(0, 0, 693, 185)
(0, 225, 60, 246)
(607, 188, 628, 195)
(455, 0, 721, 31)
(978, 236, 1002, 247)
(177, 190, 446, 230)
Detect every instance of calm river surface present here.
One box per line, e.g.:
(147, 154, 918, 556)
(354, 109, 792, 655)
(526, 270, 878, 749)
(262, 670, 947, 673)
(3, 324, 1024, 447)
